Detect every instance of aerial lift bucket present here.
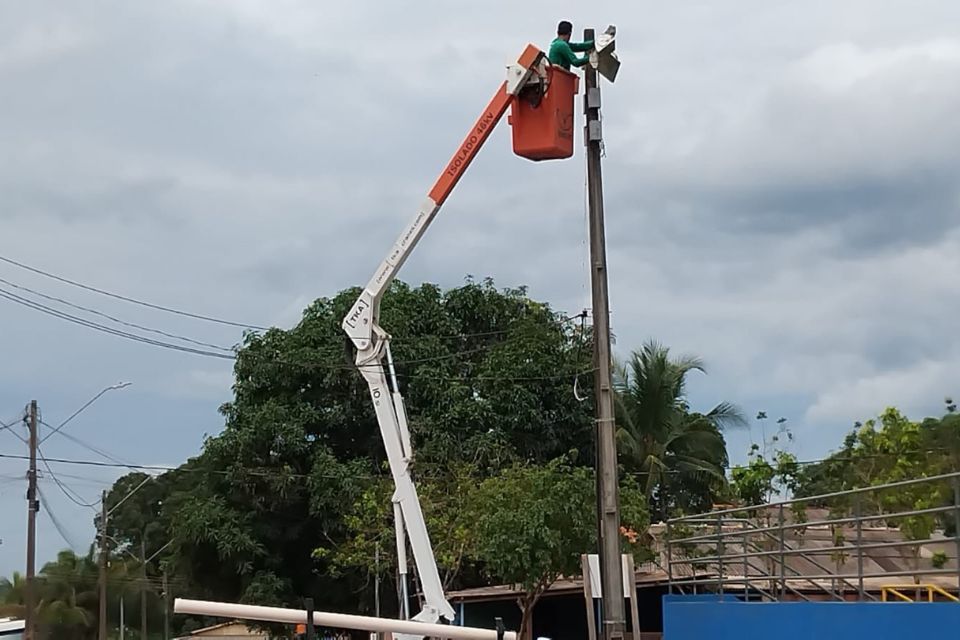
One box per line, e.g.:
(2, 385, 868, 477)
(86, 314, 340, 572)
(509, 64, 579, 161)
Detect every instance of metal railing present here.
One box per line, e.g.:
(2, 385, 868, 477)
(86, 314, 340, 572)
(663, 471, 960, 602)
(881, 584, 960, 602)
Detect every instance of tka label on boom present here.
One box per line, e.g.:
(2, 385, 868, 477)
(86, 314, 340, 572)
(344, 298, 370, 329)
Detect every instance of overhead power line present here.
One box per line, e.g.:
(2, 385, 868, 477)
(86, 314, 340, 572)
(0, 276, 236, 352)
(0, 252, 269, 330)
(0, 285, 595, 381)
(0, 288, 237, 359)
(40, 420, 135, 468)
(0, 413, 27, 444)
(36, 484, 83, 552)
(0, 252, 588, 336)
(37, 447, 100, 509)
(3, 448, 960, 482)
(0, 451, 344, 479)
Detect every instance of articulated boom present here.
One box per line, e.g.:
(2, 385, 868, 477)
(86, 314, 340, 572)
(341, 45, 547, 636)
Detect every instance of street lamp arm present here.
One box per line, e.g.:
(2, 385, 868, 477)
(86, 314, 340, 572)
(39, 382, 132, 445)
(106, 474, 151, 518)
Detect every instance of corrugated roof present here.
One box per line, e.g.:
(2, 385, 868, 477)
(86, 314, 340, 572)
(448, 570, 670, 603)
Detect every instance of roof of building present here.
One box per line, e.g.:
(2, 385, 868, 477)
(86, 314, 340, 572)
(450, 513, 960, 604)
(448, 568, 670, 603)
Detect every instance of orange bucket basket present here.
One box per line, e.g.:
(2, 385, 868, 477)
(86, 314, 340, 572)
(509, 65, 580, 161)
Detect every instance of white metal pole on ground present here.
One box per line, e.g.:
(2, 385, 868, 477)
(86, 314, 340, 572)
(173, 599, 517, 640)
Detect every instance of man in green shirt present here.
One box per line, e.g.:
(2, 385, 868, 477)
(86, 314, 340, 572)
(548, 20, 594, 70)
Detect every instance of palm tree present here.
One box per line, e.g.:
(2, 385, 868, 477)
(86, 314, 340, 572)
(36, 549, 99, 640)
(0, 571, 27, 619)
(614, 340, 746, 518)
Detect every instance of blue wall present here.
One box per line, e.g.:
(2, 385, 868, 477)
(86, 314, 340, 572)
(664, 595, 960, 640)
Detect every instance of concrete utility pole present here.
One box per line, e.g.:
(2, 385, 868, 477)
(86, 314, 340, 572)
(100, 490, 108, 640)
(584, 27, 625, 640)
(25, 400, 38, 640)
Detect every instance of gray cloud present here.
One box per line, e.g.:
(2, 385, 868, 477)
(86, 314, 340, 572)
(3, 0, 960, 576)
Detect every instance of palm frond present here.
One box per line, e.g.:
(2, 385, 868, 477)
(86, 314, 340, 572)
(707, 401, 748, 430)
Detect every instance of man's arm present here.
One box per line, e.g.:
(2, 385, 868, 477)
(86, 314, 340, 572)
(569, 40, 594, 52)
(559, 41, 590, 68)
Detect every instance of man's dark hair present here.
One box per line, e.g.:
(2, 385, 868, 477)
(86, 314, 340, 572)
(557, 21, 573, 36)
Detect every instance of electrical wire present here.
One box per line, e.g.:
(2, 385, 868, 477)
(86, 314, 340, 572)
(0, 413, 27, 444)
(40, 420, 135, 467)
(40, 474, 111, 488)
(0, 276, 236, 352)
(0, 287, 233, 358)
(37, 483, 83, 552)
(3, 448, 960, 480)
(0, 451, 316, 479)
(0, 284, 592, 381)
(0, 249, 597, 379)
(0, 256, 592, 364)
(0, 288, 237, 359)
(50, 470, 116, 483)
(0, 252, 269, 330)
(37, 446, 100, 509)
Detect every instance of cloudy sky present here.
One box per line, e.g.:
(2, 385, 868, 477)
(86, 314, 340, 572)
(2, 0, 959, 576)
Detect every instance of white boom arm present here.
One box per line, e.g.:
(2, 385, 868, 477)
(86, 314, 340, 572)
(341, 45, 548, 637)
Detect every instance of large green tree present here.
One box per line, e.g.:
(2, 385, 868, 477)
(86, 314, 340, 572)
(613, 340, 745, 519)
(104, 279, 596, 623)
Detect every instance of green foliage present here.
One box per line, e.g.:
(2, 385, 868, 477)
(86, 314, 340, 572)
(796, 404, 960, 501)
(468, 457, 648, 639)
(932, 551, 948, 569)
(316, 463, 482, 593)
(730, 452, 775, 506)
(730, 445, 800, 506)
(325, 455, 650, 639)
(614, 340, 746, 518)
(792, 405, 960, 583)
(470, 457, 649, 587)
(0, 571, 26, 620)
(0, 549, 136, 640)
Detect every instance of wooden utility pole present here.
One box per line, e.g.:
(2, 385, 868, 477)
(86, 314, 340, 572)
(141, 538, 148, 640)
(100, 490, 108, 640)
(163, 571, 170, 640)
(25, 400, 38, 640)
(584, 27, 625, 640)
